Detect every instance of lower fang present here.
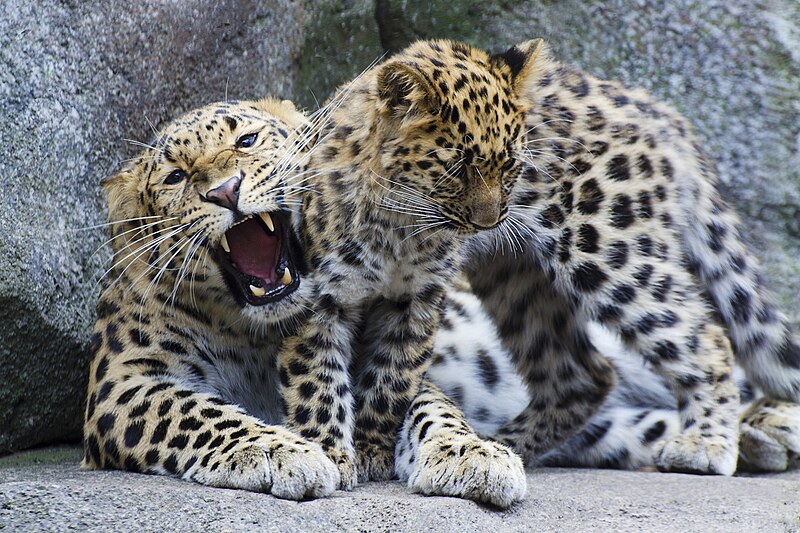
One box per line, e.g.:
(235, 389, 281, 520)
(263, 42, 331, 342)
(281, 267, 292, 286)
(249, 284, 266, 297)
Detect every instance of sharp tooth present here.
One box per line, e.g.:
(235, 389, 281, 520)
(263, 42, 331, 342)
(259, 212, 275, 232)
(220, 234, 230, 253)
(249, 284, 266, 297)
(281, 267, 292, 286)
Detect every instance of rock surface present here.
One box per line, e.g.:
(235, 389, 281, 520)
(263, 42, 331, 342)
(1, 447, 799, 532)
(1, 1, 799, 453)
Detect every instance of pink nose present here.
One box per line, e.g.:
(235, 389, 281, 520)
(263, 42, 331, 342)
(205, 175, 241, 211)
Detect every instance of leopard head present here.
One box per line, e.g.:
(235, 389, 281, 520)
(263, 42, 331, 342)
(373, 39, 546, 233)
(101, 99, 311, 324)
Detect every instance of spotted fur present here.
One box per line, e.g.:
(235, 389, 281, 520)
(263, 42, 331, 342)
(82, 99, 341, 499)
(455, 42, 800, 475)
(423, 282, 799, 472)
(277, 39, 542, 501)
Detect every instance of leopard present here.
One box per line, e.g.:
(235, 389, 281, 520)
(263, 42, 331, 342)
(82, 98, 343, 500)
(452, 39, 800, 475)
(83, 96, 526, 509)
(276, 39, 608, 501)
(415, 279, 799, 474)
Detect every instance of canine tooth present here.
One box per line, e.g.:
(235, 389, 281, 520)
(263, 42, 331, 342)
(220, 234, 230, 253)
(260, 212, 275, 232)
(281, 267, 292, 286)
(249, 284, 266, 297)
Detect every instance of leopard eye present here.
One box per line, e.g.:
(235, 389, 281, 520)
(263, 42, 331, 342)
(164, 169, 188, 185)
(236, 133, 258, 149)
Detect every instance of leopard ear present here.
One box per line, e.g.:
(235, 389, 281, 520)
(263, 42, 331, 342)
(492, 38, 548, 92)
(377, 61, 440, 118)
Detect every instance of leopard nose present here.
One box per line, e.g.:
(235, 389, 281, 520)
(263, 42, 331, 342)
(204, 175, 241, 211)
(468, 197, 503, 229)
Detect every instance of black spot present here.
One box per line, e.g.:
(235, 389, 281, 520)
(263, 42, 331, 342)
(96, 299, 120, 319)
(597, 304, 623, 322)
(607, 155, 630, 181)
(288, 360, 309, 376)
(609, 194, 634, 229)
(179, 417, 204, 431)
(729, 286, 752, 324)
(777, 340, 800, 369)
(151, 419, 171, 444)
(224, 116, 237, 132)
(577, 179, 605, 214)
(613, 94, 630, 107)
(145, 449, 159, 466)
(214, 420, 241, 431)
(558, 228, 573, 263)
(129, 328, 151, 347)
(294, 406, 311, 425)
(572, 262, 608, 292)
(124, 420, 145, 448)
(641, 420, 667, 443)
(129, 400, 152, 418)
(298, 381, 318, 399)
(85, 435, 101, 466)
(606, 241, 628, 269)
(637, 191, 653, 219)
(611, 284, 636, 304)
(95, 357, 109, 381)
(653, 340, 680, 361)
(476, 350, 499, 388)
(633, 264, 654, 287)
(637, 154, 654, 178)
(576, 224, 600, 253)
(117, 385, 143, 405)
(159, 340, 187, 355)
(97, 413, 116, 436)
(157, 399, 173, 417)
(193, 431, 212, 449)
(168, 434, 190, 450)
(636, 234, 654, 256)
(636, 313, 660, 335)
(163, 454, 179, 475)
(541, 204, 565, 228)
(418, 421, 434, 442)
(706, 222, 727, 253)
(576, 419, 611, 448)
(97, 381, 114, 403)
(200, 408, 222, 419)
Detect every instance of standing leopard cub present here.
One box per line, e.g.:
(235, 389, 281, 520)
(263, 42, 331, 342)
(278, 40, 556, 501)
(463, 39, 800, 475)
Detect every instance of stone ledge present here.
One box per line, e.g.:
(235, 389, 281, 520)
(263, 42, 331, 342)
(1, 447, 798, 532)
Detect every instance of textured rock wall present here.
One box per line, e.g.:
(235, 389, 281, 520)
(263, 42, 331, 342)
(1, 0, 798, 453)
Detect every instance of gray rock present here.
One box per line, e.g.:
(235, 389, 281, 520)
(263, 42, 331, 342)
(1, 447, 799, 532)
(0, 0, 308, 453)
(1, 0, 799, 454)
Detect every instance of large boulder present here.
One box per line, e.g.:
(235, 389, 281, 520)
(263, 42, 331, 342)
(1, 0, 798, 454)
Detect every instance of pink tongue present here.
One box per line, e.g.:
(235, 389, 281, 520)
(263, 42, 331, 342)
(225, 218, 279, 283)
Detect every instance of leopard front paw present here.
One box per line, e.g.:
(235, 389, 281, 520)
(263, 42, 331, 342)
(654, 428, 738, 476)
(356, 442, 396, 482)
(325, 449, 357, 490)
(194, 439, 340, 499)
(406, 434, 527, 508)
(739, 398, 800, 472)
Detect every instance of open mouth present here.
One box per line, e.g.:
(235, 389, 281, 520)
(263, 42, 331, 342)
(215, 211, 302, 306)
